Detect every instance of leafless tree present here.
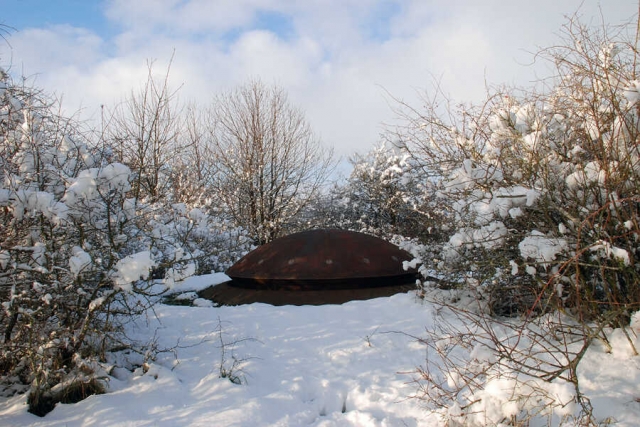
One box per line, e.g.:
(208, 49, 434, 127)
(169, 103, 215, 206)
(206, 80, 334, 244)
(106, 59, 182, 202)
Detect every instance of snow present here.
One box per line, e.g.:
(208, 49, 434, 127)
(163, 263, 197, 289)
(590, 240, 632, 266)
(112, 251, 157, 293)
(88, 297, 106, 311)
(1, 274, 639, 426)
(461, 186, 539, 226)
(63, 168, 99, 206)
(62, 164, 131, 207)
(565, 161, 606, 190)
(624, 80, 640, 105)
(0, 250, 9, 270)
(445, 159, 504, 191)
(518, 230, 568, 265)
(443, 221, 508, 260)
(509, 259, 519, 275)
(0, 189, 9, 206)
(0, 282, 438, 426)
(99, 163, 132, 192)
(69, 246, 92, 276)
(164, 272, 230, 294)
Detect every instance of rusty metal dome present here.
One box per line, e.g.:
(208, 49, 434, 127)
(225, 229, 418, 290)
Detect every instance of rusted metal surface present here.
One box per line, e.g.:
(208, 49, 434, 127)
(225, 229, 418, 290)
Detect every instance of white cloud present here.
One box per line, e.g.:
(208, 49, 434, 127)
(8, 25, 104, 72)
(3, 0, 636, 157)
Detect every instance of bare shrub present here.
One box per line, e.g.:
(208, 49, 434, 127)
(411, 293, 623, 425)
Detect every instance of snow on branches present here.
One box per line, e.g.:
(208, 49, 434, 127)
(390, 18, 640, 320)
(393, 18, 640, 425)
(0, 69, 251, 414)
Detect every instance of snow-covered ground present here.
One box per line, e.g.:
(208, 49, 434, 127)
(1, 274, 639, 426)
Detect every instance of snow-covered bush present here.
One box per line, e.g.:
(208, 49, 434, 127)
(0, 70, 250, 415)
(0, 71, 156, 414)
(392, 18, 640, 322)
(142, 202, 253, 284)
(340, 144, 442, 239)
(312, 144, 447, 252)
(391, 15, 640, 426)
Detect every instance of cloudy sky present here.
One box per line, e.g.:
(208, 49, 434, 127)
(2, 0, 636, 159)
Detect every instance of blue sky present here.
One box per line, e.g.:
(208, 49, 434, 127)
(4, 1, 113, 36)
(3, 1, 300, 43)
(1, 0, 636, 158)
